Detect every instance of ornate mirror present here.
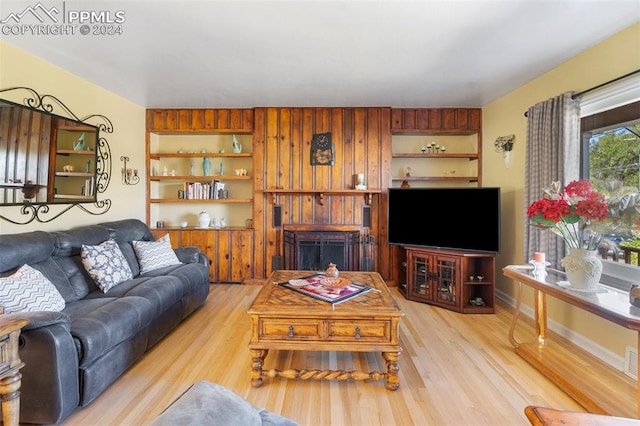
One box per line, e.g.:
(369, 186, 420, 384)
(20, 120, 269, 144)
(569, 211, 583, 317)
(0, 87, 112, 224)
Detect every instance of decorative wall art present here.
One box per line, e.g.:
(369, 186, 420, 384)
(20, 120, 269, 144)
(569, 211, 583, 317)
(310, 132, 335, 166)
(494, 134, 515, 168)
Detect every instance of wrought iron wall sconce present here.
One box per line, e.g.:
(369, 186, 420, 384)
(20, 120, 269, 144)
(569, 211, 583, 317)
(120, 156, 139, 185)
(494, 134, 515, 168)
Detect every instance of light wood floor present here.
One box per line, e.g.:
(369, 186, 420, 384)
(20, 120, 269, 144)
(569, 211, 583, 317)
(62, 284, 585, 426)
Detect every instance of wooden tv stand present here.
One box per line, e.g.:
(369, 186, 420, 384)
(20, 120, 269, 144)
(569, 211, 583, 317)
(398, 247, 495, 314)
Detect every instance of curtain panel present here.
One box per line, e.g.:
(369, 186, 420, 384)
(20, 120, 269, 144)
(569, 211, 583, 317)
(524, 92, 580, 267)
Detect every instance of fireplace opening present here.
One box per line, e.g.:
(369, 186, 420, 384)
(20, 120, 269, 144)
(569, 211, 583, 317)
(284, 230, 360, 271)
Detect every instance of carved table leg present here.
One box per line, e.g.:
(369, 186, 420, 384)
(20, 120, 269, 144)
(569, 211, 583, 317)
(382, 351, 400, 390)
(250, 349, 267, 387)
(0, 372, 22, 426)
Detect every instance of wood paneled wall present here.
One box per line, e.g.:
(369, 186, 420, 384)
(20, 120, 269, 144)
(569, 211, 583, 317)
(252, 107, 394, 280)
(145, 107, 482, 283)
(391, 108, 481, 133)
(146, 108, 254, 133)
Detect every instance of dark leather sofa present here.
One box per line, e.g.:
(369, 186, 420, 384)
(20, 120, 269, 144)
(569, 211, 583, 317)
(0, 219, 210, 424)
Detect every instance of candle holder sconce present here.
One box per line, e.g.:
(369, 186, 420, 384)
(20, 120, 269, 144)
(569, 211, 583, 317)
(120, 156, 139, 185)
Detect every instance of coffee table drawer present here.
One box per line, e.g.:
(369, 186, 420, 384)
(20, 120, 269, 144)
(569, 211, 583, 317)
(327, 320, 391, 342)
(260, 319, 322, 340)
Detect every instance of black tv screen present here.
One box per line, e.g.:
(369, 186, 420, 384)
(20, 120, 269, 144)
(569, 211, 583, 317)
(387, 187, 501, 253)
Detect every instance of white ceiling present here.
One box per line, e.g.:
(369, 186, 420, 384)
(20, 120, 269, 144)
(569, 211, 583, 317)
(2, 1, 639, 109)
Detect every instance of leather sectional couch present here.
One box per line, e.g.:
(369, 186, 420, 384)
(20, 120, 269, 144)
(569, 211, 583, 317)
(0, 219, 210, 424)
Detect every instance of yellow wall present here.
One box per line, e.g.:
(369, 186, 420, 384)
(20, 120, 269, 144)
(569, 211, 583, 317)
(0, 41, 146, 234)
(483, 22, 640, 359)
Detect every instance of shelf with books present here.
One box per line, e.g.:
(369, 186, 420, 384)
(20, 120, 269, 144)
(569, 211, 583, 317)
(146, 128, 254, 229)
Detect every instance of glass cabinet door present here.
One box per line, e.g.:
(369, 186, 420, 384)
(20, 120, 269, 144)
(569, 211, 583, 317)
(435, 256, 458, 306)
(410, 254, 432, 300)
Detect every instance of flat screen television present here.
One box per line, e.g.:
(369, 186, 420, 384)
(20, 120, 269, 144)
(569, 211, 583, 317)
(387, 187, 501, 253)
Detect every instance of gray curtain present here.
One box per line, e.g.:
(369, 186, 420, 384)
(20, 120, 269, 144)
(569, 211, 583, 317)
(524, 92, 580, 267)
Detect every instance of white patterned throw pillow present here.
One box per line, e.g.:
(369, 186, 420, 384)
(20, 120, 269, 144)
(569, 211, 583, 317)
(133, 234, 181, 274)
(0, 264, 65, 313)
(81, 239, 133, 292)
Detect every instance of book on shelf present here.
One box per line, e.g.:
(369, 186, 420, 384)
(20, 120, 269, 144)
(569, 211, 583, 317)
(83, 176, 95, 196)
(183, 180, 221, 199)
(214, 181, 225, 199)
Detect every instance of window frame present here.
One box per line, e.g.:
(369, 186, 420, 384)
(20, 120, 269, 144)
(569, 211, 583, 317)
(579, 101, 640, 290)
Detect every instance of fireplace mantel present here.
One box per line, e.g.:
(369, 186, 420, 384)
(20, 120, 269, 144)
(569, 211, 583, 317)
(264, 189, 381, 205)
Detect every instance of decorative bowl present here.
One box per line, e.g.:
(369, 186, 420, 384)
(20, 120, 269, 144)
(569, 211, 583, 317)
(320, 277, 351, 289)
(288, 279, 308, 288)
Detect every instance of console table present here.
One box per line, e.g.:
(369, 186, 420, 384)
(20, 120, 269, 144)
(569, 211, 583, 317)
(503, 265, 639, 419)
(0, 317, 28, 426)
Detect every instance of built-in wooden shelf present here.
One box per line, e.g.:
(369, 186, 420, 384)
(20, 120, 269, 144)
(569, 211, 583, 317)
(391, 153, 478, 159)
(264, 189, 382, 205)
(392, 176, 478, 182)
(149, 175, 250, 181)
(149, 198, 252, 203)
(149, 153, 251, 159)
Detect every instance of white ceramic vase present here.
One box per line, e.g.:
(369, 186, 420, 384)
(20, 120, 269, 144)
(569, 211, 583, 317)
(198, 211, 210, 228)
(560, 249, 603, 292)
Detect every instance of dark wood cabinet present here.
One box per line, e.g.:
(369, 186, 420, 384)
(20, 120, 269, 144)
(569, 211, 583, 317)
(399, 247, 495, 314)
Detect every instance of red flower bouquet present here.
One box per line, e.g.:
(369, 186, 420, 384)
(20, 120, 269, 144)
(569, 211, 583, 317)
(527, 180, 608, 250)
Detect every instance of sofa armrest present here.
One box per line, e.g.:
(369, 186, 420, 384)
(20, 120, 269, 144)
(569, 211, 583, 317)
(174, 247, 209, 267)
(4, 311, 70, 332)
(14, 312, 79, 424)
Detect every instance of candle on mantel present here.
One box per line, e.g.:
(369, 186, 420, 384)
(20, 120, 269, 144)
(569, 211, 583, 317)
(534, 252, 545, 263)
(357, 173, 365, 185)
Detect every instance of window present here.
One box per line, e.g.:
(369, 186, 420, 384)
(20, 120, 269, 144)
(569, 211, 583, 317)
(580, 100, 640, 279)
(581, 101, 640, 192)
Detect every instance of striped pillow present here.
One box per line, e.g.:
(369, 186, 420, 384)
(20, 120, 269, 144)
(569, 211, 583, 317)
(0, 264, 65, 313)
(133, 234, 181, 274)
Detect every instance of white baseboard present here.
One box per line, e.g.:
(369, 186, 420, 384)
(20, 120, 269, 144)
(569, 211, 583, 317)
(496, 289, 629, 377)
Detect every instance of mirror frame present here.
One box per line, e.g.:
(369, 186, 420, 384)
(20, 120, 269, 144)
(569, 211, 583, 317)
(0, 86, 112, 224)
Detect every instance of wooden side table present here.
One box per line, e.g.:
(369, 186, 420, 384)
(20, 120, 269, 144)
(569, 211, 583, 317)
(0, 317, 28, 426)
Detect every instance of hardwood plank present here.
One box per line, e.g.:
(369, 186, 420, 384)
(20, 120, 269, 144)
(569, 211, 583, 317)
(516, 340, 636, 418)
(62, 286, 591, 426)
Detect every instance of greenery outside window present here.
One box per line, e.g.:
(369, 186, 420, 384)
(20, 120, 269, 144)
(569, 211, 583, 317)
(580, 100, 640, 283)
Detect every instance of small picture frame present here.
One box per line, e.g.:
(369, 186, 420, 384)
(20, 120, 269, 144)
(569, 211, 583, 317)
(310, 132, 334, 166)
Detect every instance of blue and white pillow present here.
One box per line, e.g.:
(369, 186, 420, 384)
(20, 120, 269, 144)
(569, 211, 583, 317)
(81, 239, 133, 292)
(0, 264, 65, 313)
(133, 234, 181, 274)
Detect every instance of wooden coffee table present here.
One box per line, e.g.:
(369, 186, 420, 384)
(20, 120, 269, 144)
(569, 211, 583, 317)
(247, 270, 403, 390)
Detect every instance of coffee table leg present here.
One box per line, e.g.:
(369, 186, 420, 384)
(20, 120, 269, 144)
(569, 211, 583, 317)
(382, 351, 400, 390)
(250, 349, 267, 387)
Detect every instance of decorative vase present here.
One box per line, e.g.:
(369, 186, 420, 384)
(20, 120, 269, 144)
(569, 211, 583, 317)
(560, 249, 603, 291)
(232, 134, 242, 153)
(326, 262, 339, 278)
(198, 211, 210, 228)
(202, 157, 211, 176)
(503, 150, 511, 168)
